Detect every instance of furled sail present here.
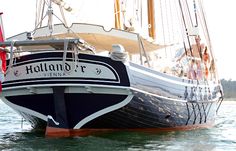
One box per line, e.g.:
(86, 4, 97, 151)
(9, 0, 166, 54)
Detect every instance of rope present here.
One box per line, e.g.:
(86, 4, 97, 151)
(62, 39, 69, 74)
(59, 5, 68, 28)
(62, 40, 80, 74)
(164, 0, 171, 56)
(169, 0, 175, 43)
(134, 0, 140, 23)
(197, 0, 219, 82)
(138, 35, 150, 67)
(165, 0, 174, 58)
(174, 0, 188, 56)
(32, 13, 47, 35)
(193, 0, 198, 27)
(48, 0, 54, 34)
(40, 0, 46, 28)
(35, 0, 39, 28)
(159, 0, 167, 57)
(184, 0, 194, 27)
(72, 44, 80, 72)
(178, 0, 193, 57)
(121, 0, 127, 28)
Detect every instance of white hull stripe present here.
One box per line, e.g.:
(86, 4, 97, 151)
(74, 95, 134, 129)
(1, 94, 134, 129)
(1, 97, 47, 121)
(131, 87, 219, 103)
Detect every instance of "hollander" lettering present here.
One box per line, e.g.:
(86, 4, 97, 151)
(26, 63, 86, 74)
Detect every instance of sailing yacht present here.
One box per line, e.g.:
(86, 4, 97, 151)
(0, 0, 223, 137)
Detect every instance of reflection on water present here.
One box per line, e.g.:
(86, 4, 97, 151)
(0, 100, 235, 151)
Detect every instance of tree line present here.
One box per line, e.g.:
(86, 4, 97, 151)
(220, 79, 236, 99)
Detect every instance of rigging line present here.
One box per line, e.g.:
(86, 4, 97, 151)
(216, 97, 223, 114)
(197, 0, 220, 82)
(140, 0, 142, 29)
(36, 0, 46, 28)
(184, 0, 194, 27)
(138, 35, 151, 67)
(62, 39, 77, 74)
(193, 0, 198, 27)
(121, 0, 127, 28)
(185, 102, 190, 125)
(183, 42, 188, 56)
(197, 11, 208, 46)
(40, 0, 46, 27)
(191, 103, 197, 124)
(206, 102, 213, 119)
(48, 0, 53, 34)
(37, 0, 44, 26)
(72, 44, 79, 72)
(196, 103, 202, 123)
(169, 0, 175, 43)
(164, 0, 170, 44)
(159, 0, 167, 57)
(133, 0, 137, 19)
(138, 35, 150, 67)
(174, 0, 188, 56)
(44, 0, 49, 6)
(178, 0, 193, 56)
(197, 0, 212, 55)
(165, 0, 173, 58)
(191, 2, 204, 61)
(50, 12, 70, 31)
(32, 14, 48, 34)
(134, 0, 139, 22)
(202, 102, 208, 122)
(59, 5, 68, 28)
(35, 0, 39, 27)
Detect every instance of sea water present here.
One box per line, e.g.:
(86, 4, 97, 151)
(0, 100, 235, 151)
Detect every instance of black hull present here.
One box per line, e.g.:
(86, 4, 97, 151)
(5, 92, 129, 129)
(4, 89, 221, 131)
(84, 91, 219, 129)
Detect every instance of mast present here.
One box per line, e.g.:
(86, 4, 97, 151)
(114, 0, 122, 29)
(147, 0, 156, 39)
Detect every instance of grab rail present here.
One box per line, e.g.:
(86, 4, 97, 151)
(0, 38, 95, 53)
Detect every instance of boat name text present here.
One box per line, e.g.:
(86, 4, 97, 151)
(26, 63, 86, 74)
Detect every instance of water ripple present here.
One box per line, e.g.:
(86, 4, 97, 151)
(0, 100, 235, 151)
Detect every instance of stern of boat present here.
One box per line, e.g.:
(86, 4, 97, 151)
(1, 51, 134, 137)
